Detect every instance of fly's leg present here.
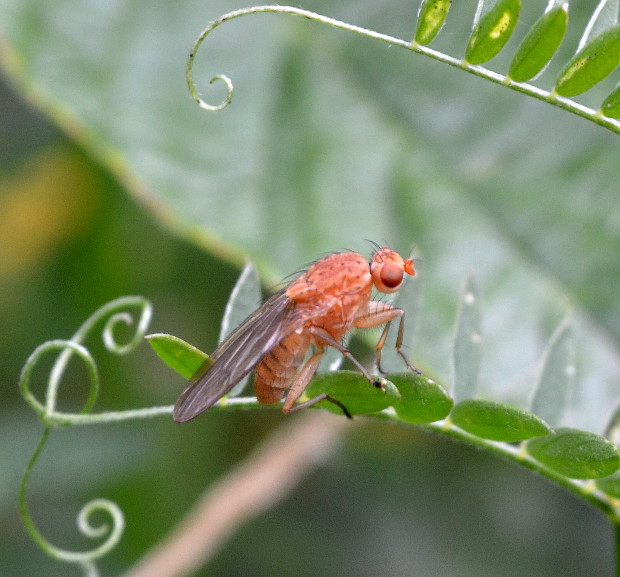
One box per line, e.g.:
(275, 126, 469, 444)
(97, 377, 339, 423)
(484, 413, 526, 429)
(282, 345, 353, 418)
(307, 326, 386, 390)
(354, 302, 423, 376)
(376, 316, 423, 375)
(288, 393, 353, 419)
(282, 348, 323, 412)
(374, 320, 394, 374)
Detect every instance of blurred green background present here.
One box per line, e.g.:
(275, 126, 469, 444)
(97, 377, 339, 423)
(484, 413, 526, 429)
(1, 0, 619, 575)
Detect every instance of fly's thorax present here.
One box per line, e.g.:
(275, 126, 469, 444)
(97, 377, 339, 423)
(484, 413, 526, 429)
(286, 252, 372, 303)
(293, 284, 373, 342)
(285, 252, 374, 338)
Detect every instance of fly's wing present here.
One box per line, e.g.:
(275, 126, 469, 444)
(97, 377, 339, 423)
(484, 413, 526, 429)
(173, 290, 302, 422)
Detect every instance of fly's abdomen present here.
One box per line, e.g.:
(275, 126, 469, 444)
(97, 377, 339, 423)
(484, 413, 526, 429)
(254, 331, 311, 404)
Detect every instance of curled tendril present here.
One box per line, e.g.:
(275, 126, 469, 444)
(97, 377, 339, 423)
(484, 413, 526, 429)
(75, 499, 126, 556)
(19, 296, 158, 426)
(19, 429, 125, 576)
(81, 295, 153, 356)
(18, 296, 159, 574)
(20, 340, 99, 424)
(102, 298, 153, 355)
(185, 5, 408, 112)
(186, 9, 238, 110)
(47, 296, 152, 411)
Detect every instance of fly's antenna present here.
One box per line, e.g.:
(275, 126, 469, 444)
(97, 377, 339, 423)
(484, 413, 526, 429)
(407, 244, 423, 269)
(364, 239, 382, 258)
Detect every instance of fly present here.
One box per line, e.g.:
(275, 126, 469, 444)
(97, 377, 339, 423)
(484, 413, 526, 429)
(173, 247, 419, 421)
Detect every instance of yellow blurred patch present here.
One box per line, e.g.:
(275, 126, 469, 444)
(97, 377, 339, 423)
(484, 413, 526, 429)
(0, 146, 99, 278)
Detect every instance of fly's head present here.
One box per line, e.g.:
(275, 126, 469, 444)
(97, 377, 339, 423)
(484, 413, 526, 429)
(370, 248, 415, 294)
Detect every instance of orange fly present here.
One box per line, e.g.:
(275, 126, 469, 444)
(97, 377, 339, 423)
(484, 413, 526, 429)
(173, 247, 419, 421)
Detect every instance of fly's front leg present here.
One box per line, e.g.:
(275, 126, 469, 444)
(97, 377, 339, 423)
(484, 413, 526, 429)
(375, 320, 394, 374)
(354, 302, 423, 375)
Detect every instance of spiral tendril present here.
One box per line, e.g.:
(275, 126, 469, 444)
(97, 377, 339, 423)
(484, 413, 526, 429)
(19, 297, 154, 573)
(186, 9, 236, 110)
(19, 429, 126, 574)
(19, 296, 156, 426)
(20, 339, 99, 423)
(102, 297, 152, 355)
(76, 499, 126, 554)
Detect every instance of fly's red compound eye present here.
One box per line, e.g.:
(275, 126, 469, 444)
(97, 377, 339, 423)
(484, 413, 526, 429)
(372, 261, 404, 293)
(380, 262, 404, 288)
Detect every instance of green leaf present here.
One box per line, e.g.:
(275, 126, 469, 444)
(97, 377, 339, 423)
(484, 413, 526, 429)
(465, 0, 521, 65)
(305, 371, 400, 416)
(452, 273, 482, 401)
(508, 4, 568, 82)
(146, 333, 210, 380)
(555, 24, 620, 97)
(601, 82, 620, 118)
(530, 317, 575, 427)
(414, 0, 452, 46)
(526, 428, 620, 479)
(390, 372, 453, 424)
(450, 399, 552, 442)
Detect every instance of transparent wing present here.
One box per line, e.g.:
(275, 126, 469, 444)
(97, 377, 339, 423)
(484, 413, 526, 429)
(173, 290, 303, 422)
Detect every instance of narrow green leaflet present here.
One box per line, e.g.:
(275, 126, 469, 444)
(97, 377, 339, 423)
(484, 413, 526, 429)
(601, 82, 620, 117)
(219, 261, 261, 396)
(305, 371, 400, 416)
(555, 24, 620, 97)
(450, 399, 552, 442)
(508, 4, 568, 82)
(452, 274, 482, 401)
(146, 333, 210, 380)
(526, 428, 620, 479)
(414, 0, 452, 46)
(529, 317, 575, 427)
(465, 0, 521, 65)
(390, 372, 453, 424)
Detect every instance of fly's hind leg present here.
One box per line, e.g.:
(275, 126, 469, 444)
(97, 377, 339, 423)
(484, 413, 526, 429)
(288, 393, 352, 419)
(282, 345, 353, 419)
(354, 302, 423, 376)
